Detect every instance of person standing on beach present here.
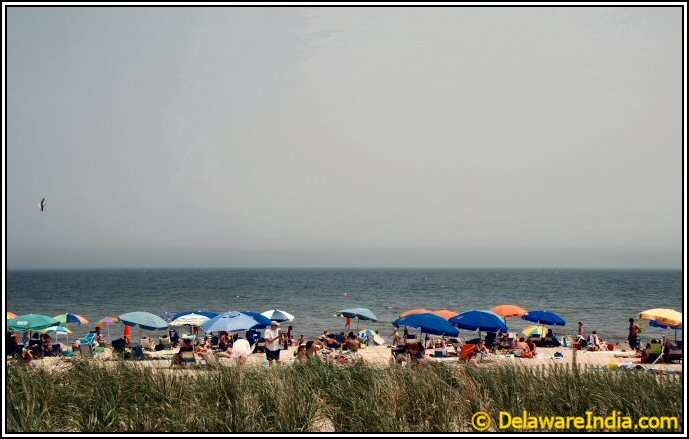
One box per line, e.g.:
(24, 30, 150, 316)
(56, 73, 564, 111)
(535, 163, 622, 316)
(264, 322, 282, 366)
(628, 318, 641, 350)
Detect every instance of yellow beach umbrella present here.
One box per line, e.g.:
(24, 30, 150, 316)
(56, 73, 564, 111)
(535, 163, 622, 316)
(7, 312, 17, 320)
(522, 325, 547, 337)
(639, 308, 682, 327)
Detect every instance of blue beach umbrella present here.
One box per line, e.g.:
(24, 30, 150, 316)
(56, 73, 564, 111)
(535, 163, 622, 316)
(202, 311, 272, 333)
(450, 310, 508, 333)
(393, 313, 459, 336)
(336, 307, 378, 330)
(522, 310, 566, 326)
(119, 312, 169, 331)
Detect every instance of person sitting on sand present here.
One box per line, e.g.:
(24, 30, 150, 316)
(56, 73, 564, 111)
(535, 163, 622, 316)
(294, 344, 309, 365)
(587, 331, 607, 351)
(179, 337, 194, 353)
(477, 340, 490, 355)
(392, 330, 402, 347)
(541, 328, 561, 347)
(305, 341, 322, 361)
(94, 326, 104, 346)
(21, 348, 34, 366)
(515, 337, 530, 353)
(40, 333, 53, 356)
(218, 332, 230, 351)
(342, 332, 361, 352)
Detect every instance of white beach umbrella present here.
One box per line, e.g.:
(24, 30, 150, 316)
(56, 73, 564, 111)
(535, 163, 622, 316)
(260, 309, 295, 323)
(169, 313, 210, 327)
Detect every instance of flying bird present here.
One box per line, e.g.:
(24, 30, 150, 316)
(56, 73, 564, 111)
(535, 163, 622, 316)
(39, 198, 46, 212)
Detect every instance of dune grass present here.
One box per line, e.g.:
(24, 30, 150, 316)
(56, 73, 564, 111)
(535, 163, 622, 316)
(7, 360, 682, 433)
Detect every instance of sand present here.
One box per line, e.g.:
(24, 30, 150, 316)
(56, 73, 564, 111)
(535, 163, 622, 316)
(18, 344, 682, 375)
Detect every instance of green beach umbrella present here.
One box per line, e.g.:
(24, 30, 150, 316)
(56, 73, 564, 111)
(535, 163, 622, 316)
(8, 314, 59, 332)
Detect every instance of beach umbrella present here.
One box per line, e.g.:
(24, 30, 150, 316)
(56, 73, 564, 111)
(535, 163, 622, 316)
(393, 313, 459, 336)
(639, 308, 682, 327)
(400, 309, 459, 320)
(336, 307, 378, 330)
(522, 325, 547, 337)
(169, 313, 210, 327)
(119, 312, 169, 330)
(260, 309, 295, 323)
(96, 316, 121, 340)
(7, 312, 17, 320)
(648, 320, 682, 330)
(42, 325, 72, 335)
(166, 310, 219, 322)
(202, 311, 272, 333)
(399, 308, 434, 318)
(54, 313, 89, 326)
(450, 310, 508, 333)
(522, 310, 566, 326)
(492, 304, 528, 318)
(432, 309, 460, 320)
(8, 314, 60, 332)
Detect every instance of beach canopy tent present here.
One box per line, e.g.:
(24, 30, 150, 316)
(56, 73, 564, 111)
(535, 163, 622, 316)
(522, 325, 547, 337)
(119, 312, 169, 331)
(492, 304, 528, 318)
(393, 313, 459, 336)
(336, 308, 378, 321)
(165, 311, 219, 322)
(522, 310, 566, 326)
(8, 314, 60, 332)
(400, 309, 459, 320)
(7, 312, 17, 320)
(169, 313, 211, 327)
(261, 309, 295, 323)
(450, 310, 508, 333)
(54, 313, 89, 326)
(202, 311, 272, 333)
(639, 308, 682, 327)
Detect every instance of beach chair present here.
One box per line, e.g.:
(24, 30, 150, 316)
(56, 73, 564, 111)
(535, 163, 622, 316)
(158, 335, 172, 350)
(79, 333, 97, 358)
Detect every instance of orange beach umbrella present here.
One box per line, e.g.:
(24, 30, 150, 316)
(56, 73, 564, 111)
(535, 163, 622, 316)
(492, 304, 528, 318)
(400, 309, 458, 320)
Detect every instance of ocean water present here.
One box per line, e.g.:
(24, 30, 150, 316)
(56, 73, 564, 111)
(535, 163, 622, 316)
(6, 268, 683, 342)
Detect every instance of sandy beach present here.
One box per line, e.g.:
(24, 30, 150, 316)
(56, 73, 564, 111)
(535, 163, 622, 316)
(22, 344, 682, 375)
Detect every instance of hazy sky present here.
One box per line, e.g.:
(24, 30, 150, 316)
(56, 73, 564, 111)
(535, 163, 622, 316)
(7, 7, 683, 269)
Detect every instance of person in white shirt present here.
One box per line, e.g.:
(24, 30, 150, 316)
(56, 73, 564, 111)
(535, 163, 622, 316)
(263, 322, 282, 365)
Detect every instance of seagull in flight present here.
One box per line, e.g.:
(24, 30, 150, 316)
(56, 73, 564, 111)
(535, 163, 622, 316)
(39, 197, 46, 212)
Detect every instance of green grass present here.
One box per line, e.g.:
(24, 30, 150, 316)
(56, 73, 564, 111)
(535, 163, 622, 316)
(6, 360, 682, 433)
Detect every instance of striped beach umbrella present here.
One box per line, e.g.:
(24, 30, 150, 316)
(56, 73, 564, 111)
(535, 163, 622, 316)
(7, 311, 17, 320)
(96, 316, 120, 326)
(54, 313, 89, 326)
(96, 316, 121, 339)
